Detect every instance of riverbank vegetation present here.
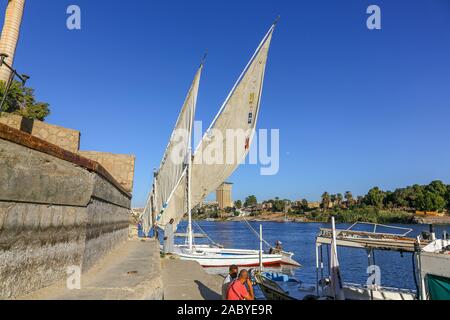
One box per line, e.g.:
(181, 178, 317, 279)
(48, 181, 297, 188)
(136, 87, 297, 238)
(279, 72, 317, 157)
(309, 180, 450, 223)
(193, 180, 450, 224)
(284, 180, 449, 223)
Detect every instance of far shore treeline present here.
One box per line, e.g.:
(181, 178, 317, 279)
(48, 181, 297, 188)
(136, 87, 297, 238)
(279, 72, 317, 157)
(193, 180, 450, 224)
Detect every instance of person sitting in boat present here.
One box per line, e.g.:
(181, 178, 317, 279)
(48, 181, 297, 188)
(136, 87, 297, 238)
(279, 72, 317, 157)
(270, 240, 283, 254)
(226, 270, 254, 301)
(163, 219, 175, 254)
(222, 265, 238, 300)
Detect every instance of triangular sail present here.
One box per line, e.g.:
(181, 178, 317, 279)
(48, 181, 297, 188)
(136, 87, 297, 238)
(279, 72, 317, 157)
(142, 64, 202, 232)
(191, 25, 275, 207)
(162, 24, 276, 222)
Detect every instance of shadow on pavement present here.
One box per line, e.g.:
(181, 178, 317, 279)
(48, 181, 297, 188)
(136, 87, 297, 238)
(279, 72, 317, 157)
(195, 280, 222, 300)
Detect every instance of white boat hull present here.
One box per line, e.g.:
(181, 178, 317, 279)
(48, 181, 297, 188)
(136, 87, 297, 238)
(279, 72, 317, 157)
(322, 284, 416, 301)
(343, 285, 416, 301)
(173, 245, 283, 267)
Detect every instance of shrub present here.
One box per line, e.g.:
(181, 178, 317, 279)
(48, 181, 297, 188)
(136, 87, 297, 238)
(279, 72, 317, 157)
(0, 80, 50, 120)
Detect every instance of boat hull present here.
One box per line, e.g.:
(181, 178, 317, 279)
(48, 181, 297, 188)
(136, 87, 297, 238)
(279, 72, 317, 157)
(173, 245, 283, 267)
(322, 284, 416, 300)
(280, 251, 302, 267)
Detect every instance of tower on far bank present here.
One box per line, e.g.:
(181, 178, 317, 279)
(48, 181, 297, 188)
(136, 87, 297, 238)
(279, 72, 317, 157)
(216, 182, 233, 209)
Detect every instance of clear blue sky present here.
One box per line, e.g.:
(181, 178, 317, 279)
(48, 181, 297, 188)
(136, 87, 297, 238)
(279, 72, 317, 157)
(4, 0, 450, 206)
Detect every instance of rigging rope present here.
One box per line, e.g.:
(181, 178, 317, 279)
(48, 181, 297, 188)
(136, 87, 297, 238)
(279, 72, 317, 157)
(192, 220, 223, 248)
(242, 218, 274, 249)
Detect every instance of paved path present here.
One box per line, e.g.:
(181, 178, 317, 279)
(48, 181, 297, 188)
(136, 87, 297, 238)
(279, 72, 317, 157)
(161, 257, 224, 300)
(19, 240, 163, 300)
(18, 239, 223, 300)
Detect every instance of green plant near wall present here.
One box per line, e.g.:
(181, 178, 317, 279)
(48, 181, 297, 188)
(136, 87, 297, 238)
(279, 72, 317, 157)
(0, 80, 50, 121)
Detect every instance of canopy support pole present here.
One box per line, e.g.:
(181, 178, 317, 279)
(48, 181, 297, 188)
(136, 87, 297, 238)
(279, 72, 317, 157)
(315, 243, 320, 296)
(187, 149, 193, 252)
(259, 224, 264, 271)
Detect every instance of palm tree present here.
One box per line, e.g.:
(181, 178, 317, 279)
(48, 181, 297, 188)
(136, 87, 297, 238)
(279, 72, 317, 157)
(345, 191, 354, 208)
(321, 192, 330, 211)
(337, 193, 343, 207)
(330, 194, 337, 207)
(0, 0, 26, 82)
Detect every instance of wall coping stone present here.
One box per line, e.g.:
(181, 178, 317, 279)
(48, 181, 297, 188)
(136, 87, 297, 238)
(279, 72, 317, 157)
(0, 123, 131, 198)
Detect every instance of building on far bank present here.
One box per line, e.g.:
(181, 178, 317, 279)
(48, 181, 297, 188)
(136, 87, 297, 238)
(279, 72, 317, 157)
(216, 182, 233, 209)
(199, 200, 219, 208)
(308, 201, 322, 210)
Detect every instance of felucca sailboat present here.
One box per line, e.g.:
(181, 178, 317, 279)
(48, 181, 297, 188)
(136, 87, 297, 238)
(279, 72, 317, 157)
(142, 19, 298, 267)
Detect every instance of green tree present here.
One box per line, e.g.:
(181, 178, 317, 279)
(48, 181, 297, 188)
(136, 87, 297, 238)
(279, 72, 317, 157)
(244, 195, 257, 208)
(337, 193, 343, 207)
(364, 187, 386, 208)
(321, 192, 330, 210)
(447, 185, 450, 210)
(272, 197, 285, 212)
(384, 191, 395, 209)
(344, 191, 354, 208)
(234, 200, 242, 209)
(426, 180, 447, 198)
(357, 196, 363, 205)
(330, 194, 337, 207)
(0, 80, 50, 120)
(409, 185, 424, 208)
(301, 199, 309, 210)
(415, 191, 446, 212)
(392, 188, 409, 209)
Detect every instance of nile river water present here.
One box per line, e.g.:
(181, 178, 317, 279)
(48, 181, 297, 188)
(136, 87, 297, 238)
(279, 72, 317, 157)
(176, 220, 450, 292)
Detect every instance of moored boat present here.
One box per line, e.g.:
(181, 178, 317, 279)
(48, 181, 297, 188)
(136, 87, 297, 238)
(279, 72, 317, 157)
(416, 231, 450, 300)
(140, 18, 297, 268)
(175, 245, 282, 267)
(315, 221, 418, 300)
(254, 272, 298, 300)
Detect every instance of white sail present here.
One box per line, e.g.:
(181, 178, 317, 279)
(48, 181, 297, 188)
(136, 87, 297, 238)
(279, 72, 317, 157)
(191, 25, 275, 207)
(161, 23, 276, 223)
(142, 64, 202, 232)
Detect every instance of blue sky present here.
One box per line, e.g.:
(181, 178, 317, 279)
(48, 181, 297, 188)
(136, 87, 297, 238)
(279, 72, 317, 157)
(4, 0, 450, 206)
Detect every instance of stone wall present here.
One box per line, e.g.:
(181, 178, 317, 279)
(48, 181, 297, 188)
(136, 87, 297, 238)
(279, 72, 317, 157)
(0, 114, 136, 193)
(0, 113, 80, 153)
(0, 202, 87, 298)
(79, 151, 136, 194)
(0, 124, 132, 299)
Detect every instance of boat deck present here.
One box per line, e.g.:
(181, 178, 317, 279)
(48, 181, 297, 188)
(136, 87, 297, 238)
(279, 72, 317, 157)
(317, 228, 430, 252)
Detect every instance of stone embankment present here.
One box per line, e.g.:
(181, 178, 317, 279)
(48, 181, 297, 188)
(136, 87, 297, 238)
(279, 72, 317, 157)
(19, 239, 163, 300)
(0, 115, 138, 299)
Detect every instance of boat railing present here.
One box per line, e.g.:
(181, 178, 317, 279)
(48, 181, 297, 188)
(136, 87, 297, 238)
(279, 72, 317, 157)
(318, 222, 414, 240)
(346, 222, 413, 237)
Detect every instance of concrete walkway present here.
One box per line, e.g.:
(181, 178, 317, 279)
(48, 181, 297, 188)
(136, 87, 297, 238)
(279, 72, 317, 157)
(18, 239, 163, 300)
(161, 257, 224, 300)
